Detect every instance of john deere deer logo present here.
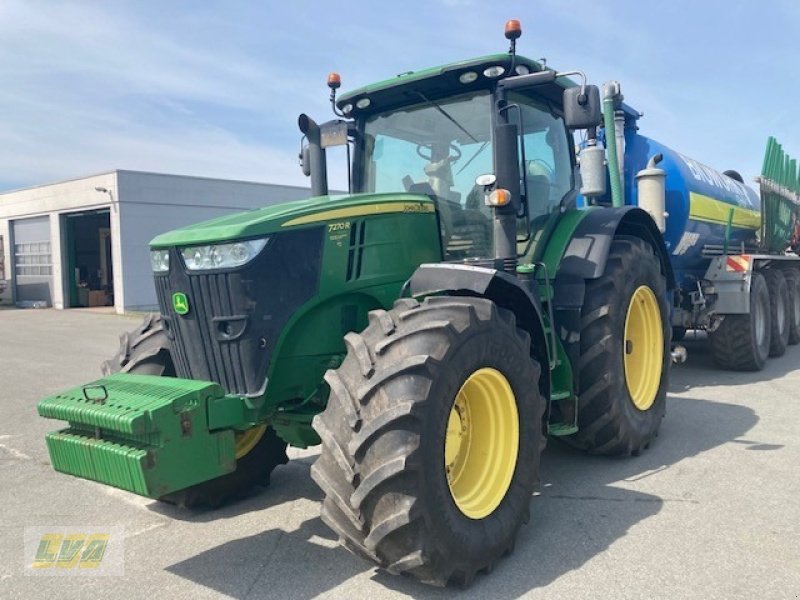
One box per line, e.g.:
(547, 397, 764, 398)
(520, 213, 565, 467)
(172, 292, 189, 315)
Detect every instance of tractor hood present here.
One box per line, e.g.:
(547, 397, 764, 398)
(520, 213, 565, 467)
(150, 192, 435, 248)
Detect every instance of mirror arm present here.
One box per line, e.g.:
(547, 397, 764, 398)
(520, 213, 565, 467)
(554, 70, 588, 102)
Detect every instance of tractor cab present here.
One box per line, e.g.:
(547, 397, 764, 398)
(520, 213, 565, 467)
(301, 35, 601, 270)
(349, 82, 575, 263)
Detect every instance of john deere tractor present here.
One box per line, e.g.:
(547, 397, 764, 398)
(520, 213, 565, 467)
(38, 21, 673, 585)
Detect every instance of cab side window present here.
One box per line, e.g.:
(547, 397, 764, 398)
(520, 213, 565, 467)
(513, 95, 573, 220)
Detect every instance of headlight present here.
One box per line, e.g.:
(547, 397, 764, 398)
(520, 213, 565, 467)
(483, 65, 506, 78)
(181, 238, 269, 271)
(150, 249, 170, 273)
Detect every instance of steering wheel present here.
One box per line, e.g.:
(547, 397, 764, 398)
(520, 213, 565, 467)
(416, 143, 462, 163)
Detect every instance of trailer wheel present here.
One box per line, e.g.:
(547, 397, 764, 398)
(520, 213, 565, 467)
(709, 272, 771, 371)
(311, 297, 544, 586)
(765, 269, 790, 357)
(565, 236, 669, 456)
(782, 268, 800, 346)
(103, 314, 288, 508)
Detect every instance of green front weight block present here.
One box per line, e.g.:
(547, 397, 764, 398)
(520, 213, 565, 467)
(37, 373, 237, 498)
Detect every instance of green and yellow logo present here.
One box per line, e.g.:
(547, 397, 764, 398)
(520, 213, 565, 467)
(172, 292, 189, 315)
(32, 533, 109, 569)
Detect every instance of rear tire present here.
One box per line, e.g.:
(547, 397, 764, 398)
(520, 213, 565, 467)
(311, 297, 544, 586)
(765, 269, 790, 357)
(782, 268, 800, 346)
(565, 236, 670, 456)
(710, 272, 771, 371)
(103, 313, 288, 508)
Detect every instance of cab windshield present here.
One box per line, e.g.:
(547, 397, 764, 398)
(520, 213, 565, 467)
(358, 92, 494, 260)
(355, 89, 573, 261)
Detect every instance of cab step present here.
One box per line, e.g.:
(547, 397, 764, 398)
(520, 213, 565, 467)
(547, 422, 579, 436)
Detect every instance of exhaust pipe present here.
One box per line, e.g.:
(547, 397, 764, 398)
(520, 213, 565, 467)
(298, 113, 329, 197)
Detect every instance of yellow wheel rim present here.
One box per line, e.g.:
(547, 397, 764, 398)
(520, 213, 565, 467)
(234, 424, 267, 460)
(444, 367, 519, 519)
(623, 285, 664, 411)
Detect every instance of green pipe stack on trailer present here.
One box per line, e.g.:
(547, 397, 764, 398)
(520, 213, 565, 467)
(760, 136, 800, 253)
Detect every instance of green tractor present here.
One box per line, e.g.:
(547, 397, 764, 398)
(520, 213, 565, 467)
(38, 21, 673, 585)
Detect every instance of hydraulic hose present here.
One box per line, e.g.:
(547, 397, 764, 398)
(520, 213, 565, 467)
(602, 82, 623, 207)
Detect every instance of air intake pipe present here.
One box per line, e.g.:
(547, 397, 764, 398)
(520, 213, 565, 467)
(636, 154, 667, 232)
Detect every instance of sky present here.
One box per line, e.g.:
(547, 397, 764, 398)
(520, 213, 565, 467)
(1, 0, 799, 193)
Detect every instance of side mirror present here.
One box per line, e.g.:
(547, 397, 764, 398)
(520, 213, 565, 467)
(563, 85, 602, 130)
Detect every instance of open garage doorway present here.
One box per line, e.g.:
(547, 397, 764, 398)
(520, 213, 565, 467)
(64, 210, 114, 308)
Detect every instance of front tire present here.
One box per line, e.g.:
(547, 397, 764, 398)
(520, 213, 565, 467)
(103, 313, 288, 508)
(311, 297, 544, 586)
(566, 236, 670, 456)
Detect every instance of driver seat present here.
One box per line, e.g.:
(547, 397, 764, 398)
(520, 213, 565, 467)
(525, 160, 554, 215)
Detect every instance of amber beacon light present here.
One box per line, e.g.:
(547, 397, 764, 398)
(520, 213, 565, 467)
(327, 72, 341, 89)
(504, 19, 522, 40)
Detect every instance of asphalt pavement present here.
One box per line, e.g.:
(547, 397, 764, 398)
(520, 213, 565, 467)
(1, 308, 798, 599)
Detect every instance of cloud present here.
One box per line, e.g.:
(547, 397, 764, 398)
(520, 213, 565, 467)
(0, 1, 319, 190)
(0, 0, 797, 193)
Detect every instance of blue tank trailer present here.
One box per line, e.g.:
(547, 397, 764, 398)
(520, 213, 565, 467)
(586, 88, 800, 370)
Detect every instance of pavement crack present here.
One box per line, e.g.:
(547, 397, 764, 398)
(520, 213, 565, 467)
(124, 521, 169, 540)
(544, 493, 699, 504)
(242, 500, 300, 600)
(0, 443, 33, 461)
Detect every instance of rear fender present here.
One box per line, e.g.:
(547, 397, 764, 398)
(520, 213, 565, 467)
(550, 207, 675, 378)
(558, 207, 675, 288)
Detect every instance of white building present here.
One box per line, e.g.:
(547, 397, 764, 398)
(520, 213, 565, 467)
(0, 170, 310, 313)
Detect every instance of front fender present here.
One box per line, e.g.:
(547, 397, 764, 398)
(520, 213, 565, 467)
(408, 263, 551, 396)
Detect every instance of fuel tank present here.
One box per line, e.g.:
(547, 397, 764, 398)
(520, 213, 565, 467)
(623, 133, 761, 284)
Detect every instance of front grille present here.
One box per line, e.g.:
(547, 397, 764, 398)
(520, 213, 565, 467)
(156, 274, 252, 394)
(154, 228, 324, 397)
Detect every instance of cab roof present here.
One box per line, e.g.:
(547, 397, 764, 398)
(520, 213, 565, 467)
(337, 54, 577, 116)
(337, 53, 642, 122)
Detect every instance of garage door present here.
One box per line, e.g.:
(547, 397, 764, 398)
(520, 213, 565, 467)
(12, 216, 53, 306)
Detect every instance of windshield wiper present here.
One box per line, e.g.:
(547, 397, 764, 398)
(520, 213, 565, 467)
(457, 141, 489, 175)
(415, 91, 478, 144)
